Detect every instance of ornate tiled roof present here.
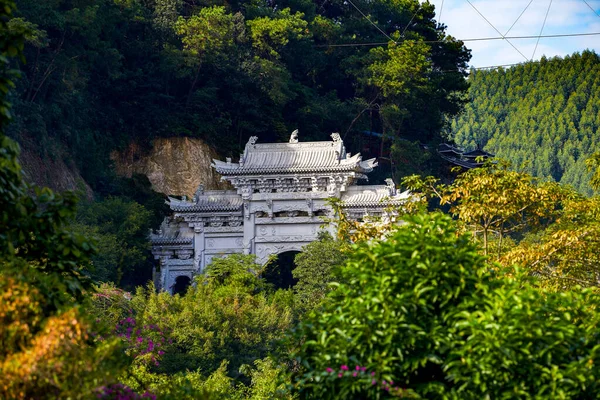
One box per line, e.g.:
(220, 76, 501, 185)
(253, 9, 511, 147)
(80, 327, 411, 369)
(150, 236, 193, 246)
(212, 133, 377, 176)
(341, 184, 411, 207)
(168, 190, 242, 212)
(462, 149, 495, 158)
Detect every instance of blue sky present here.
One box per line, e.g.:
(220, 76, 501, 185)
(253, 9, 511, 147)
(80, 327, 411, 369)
(421, 0, 600, 68)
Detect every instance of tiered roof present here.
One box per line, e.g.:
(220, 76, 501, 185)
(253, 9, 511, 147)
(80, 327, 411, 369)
(438, 143, 494, 169)
(168, 190, 242, 212)
(341, 185, 411, 208)
(462, 149, 495, 159)
(212, 134, 377, 176)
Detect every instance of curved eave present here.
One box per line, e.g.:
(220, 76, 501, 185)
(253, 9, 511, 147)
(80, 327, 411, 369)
(171, 205, 242, 212)
(215, 165, 372, 176)
(151, 238, 193, 246)
(341, 200, 406, 208)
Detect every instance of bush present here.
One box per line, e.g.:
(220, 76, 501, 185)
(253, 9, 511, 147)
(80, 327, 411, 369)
(288, 213, 600, 399)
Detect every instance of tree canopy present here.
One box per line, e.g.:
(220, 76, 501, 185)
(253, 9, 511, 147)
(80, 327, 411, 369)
(451, 51, 600, 195)
(9, 0, 469, 191)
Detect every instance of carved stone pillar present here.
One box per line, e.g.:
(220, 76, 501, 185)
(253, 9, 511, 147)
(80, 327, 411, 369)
(193, 225, 205, 273)
(244, 213, 256, 256)
(158, 256, 169, 292)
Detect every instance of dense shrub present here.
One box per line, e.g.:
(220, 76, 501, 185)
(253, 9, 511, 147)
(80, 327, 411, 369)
(288, 213, 600, 399)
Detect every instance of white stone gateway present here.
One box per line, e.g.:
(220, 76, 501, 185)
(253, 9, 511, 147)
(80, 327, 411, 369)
(151, 132, 410, 293)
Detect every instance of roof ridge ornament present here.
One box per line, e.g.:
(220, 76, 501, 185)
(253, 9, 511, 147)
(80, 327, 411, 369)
(289, 129, 299, 143)
(331, 132, 342, 143)
(247, 136, 258, 146)
(385, 178, 397, 196)
(193, 184, 204, 203)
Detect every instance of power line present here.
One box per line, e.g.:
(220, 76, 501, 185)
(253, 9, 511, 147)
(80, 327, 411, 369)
(401, 3, 421, 37)
(532, 0, 553, 60)
(581, 0, 600, 20)
(504, 0, 535, 37)
(464, 0, 530, 61)
(462, 31, 600, 41)
(345, 0, 396, 43)
(314, 31, 600, 48)
(439, 0, 445, 25)
(470, 62, 524, 70)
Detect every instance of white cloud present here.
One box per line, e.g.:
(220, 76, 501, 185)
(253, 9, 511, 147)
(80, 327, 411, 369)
(421, 0, 600, 67)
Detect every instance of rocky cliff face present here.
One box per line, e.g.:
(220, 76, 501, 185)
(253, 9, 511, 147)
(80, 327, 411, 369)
(112, 137, 227, 197)
(18, 143, 93, 199)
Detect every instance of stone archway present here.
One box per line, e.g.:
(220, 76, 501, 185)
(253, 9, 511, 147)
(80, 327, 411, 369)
(262, 251, 301, 290)
(172, 275, 191, 295)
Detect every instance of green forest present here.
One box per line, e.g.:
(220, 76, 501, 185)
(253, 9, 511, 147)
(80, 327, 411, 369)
(7, 0, 468, 191)
(451, 51, 600, 195)
(5, 0, 600, 399)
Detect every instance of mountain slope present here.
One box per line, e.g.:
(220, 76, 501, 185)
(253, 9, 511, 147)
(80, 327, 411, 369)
(451, 51, 600, 195)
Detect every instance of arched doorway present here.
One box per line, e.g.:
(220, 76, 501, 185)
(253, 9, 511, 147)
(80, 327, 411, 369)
(262, 251, 300, 290)
(172, 275, 191, 295)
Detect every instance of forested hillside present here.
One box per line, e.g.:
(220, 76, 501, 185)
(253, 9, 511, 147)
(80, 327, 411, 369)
(451, 51, 600, 195)
(7, 2, 600, 396)
(8, 0, 469, 192)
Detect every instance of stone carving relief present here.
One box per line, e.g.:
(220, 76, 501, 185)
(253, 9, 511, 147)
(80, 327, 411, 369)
(176, 249, 193, 260)
(194, 253, 201, 271)
(229, 219, 242, 227)
(210, 217, 223, 227)
(256, 235, 317, 243)
(205, 225, 243, 233)
(255, 243, 305, 264)
(241, 185, 252, 200)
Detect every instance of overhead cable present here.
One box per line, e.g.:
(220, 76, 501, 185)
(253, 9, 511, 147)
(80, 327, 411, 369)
(314, 31, 600, 47)
(532, 0, 553, 60)
(464, 0, 530, 61)
(401, 3, 421, 37)
(345, 0, 396, 43)
(581, 0, 600, 20)
(504, 0, 535, 37)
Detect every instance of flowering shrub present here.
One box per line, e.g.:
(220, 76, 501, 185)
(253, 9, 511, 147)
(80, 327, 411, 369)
(95, 383, 156, 400)
(116, 316, 171, 366)
(316, 365, 416, 398)
(92, 284, 134, 328)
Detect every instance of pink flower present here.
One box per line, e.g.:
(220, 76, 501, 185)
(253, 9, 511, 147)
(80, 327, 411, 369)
(355, 365, 360, 371)
(352, 372, 358, 377)
(371, 379, 377, 385)
(361, 366, 367, 372)
(338, 373, 343, 378)
(371, 371, 375, 376)
(340, 365, 349, 371)
(326, 368, 333, 373)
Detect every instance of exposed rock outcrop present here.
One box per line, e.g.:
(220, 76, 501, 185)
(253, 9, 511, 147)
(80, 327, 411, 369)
(18, 143, 93, 199)
(112, 137, 227, 197)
